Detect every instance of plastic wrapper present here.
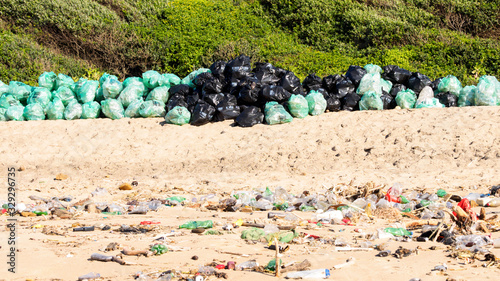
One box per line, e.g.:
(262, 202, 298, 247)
(264, 101, 293, 125)
(76, 80, 98, 104)
(139, 100, 166, 118)
(124, 99, 143, 118)
(306, 90, 327, 115)
(8, 81, 32, 104)
(46, 98, 65, 120)
(437, 75, 462, 97)
(6, 105, 25, 121)
(356, 72, 382, 96)
(101, 99, 125, 119)
(288, 94, 309, 118)
(38, 72, 57, 91)
(458, 85, 477, 107)
(52, 86, 76, 106)
(359, 91, 383, 110)
(146, 86, 170, 103)
(165, 106, 191, 125)
(119, 85, 143, 108)
(81, 101, 101, 119)
(102, 78, 123, 99)
(55, 73, 74, 90)
(23, 103, 45, 120)
(395, 89, 416, 109)
(64, 100, 82, 120)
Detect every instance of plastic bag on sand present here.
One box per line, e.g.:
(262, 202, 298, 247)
(9, 81, 32, 103)
(165, 106, 190, 125)
(359, 91, 383, 110)
(146, 86, 170, 103)
(288, 94, 308, 118)
(415, 86, 444, 108)
(264, 101, 293, 125)
(305, 90, 327, 115)
(52, 86, 76, 106)
(77, 80, 98, 104)
(235, 106, 264, 127)
(191, 102, 215, 126)
(458, 85, 477, 107)
(438, 75, 462, 97)
(23, 103, 45, 120)
(356, 72, 382, 96)
(102, 78, 123, 99)
(118, 85, 143, 108)
(0, 108, 7, 121)
(395, 89, 416, 109)
(124, 99, 143, 118)
(0, 93, 22, 109)
(64, 100, 82, 120)
(27, 87, 51, 110)
(6, 105, 25, 121)
(81, 101, 101, 119)
(139, 100, 166, 118)
(101, 99, 125, 119)
(38, 72, 57, 91)
(475, 75, 500, 106)
(46, 98, 65, 120)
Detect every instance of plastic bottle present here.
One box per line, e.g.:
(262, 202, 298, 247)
(476, 198, 492, 206)
(286, 269, 330, 279)
(235, 260, 259, 271)
(78, 272, 101, 280)
(486, 198, 500, 207)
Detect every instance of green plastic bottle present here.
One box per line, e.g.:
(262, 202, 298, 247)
(151, 244, 168, 255)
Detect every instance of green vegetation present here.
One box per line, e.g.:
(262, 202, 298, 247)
(0, 0, 498, 86)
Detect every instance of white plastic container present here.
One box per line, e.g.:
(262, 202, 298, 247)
(286, 269, 330, 279)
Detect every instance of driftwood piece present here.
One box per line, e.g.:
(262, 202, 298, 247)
(241, 222, 294, 231)
(281, 260, 312, 273)
(121, 249, 153, 257)
(89, 253, 129, 265)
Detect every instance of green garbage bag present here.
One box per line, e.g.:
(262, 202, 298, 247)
(8, 81, 32, 104)
(139, 100, 166, 118)
(181, 68, 211, 88)
(81, 101, 101, 119)
(118, 85, 143, 108)
(28, 87, 51, 110)
(359, 91, 383, 110)
(364, 64, 382, 74)
(395, 89, 416, 109)
(0, 93, 22, 109)
(241, 227, 265, 240)
(95, 87, 104, 102)
(64, 100, 82, 120)
(6, 105, 25, 121)
(77, 80, 98, 104)
(163, 73, 181, 86)
(123, 77, 147, 96)
(287, 94, 308, 118)
(165, 106, 190, 125)
(475, 75, 500, 106)
(124, 99, 143, 118)
(142, 70, 162, 89)
(23, 103, 45, 121)
(415, 97, 444, 108)
(264, 101, 293, 125)
(146, 86, 170, 103)
(305, 90, 327, 115)
(38, 72, 57, 91)
(99, 73, 118, 87)
(55, 73, 74, 90)
(458, 85, 477, 107)
(356, 72, 382, 96)
(52, 86, 76, 106)
(101, 99, 125, 119)
(0, 108, 7, 121)
(381, 78, 393, 93)
(46, 97, 65, 120)
(0, 82, 8, 97)
(71, 78, 88, 94)
(102, 78, 123, 99)
(437, 75, 462, 97)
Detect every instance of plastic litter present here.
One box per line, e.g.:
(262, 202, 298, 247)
(165, 106, 190, 125)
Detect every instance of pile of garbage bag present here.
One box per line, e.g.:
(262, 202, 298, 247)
(1, 56, 499, 126)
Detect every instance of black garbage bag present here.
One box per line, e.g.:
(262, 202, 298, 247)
(302, 74, 322, 92)
(260, 85, 292, 103)
(326, 96, 342, 112)
(209, 61, 227, 80)
(280, 71, 302, 94)
(431, 78, 443, 92)
(167, 95, 188, 111)
(382, 65, 412, 85)
(334, 77, 355, 99)
(342, 93, 361, 111)
(191, 101, 216, 126)
(225, 55, 251, 80)
(203, 92, 225, 107)
(436, 92, 458, 107)
(186, 93, 200, 112)
(254, 62, 281, 85)
(317, 88, 329, 99)
(237, 76, 261, 104)
(322, 74, 342, 94)
(380, 93, 397, 109)
(345, 65, 367, 87)
(390, 84, 407, 98)
(193, 72, 214, 89)
(169, 84, 192, 97)
(408, 72, 432, 94)
(215, 94, 240, 121)
(202, 78, 223, 96)
(235, 106, 264, 127)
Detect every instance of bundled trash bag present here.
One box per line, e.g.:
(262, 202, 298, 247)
(124, 99, 143, 118)
(438, 75, 462, 97)
(345, 65, 367, 86)
(193, 72, 214, 89)
(162, 73, 181, 86)
(186, 93, 200, 112)
(64, 100, 82, 120)
(408, 72, 432, 94)
(475, 75, 500, 106)
(215, 95, 240, 120)
(181, 68, 211, 88)
(0, 81, 8, 96)
(81, 101, 101, 119)
(76, 80, 98, 104)
(191, 101, 216, 126)
(95, 88, 104, 102)
(380, 93, 397, 109)
(305, 90, 327, 115)
(52, 86, 76, 106)
(261, 85, 292, 102)
(356, 72, 382, 96)
(287, 94, 309, 118)
(302, 74, 322, 92)
(225, 55, 251, 80)
(202, 78, 224, 96)
(102, 78, 123, 99)
(38, 72, 57, 91)
(167, 94, 188, 111)
(322, 74, 342, 94)
(142, 70, 162, 89)
(46, 97, 65, 120)
(6, 105, 25, 121)
(458, 85, 477, 107)
(123, 77, 148, 96)
(101, 99, 125, 119)
(55, 73, 74, 90)
(203, 92, 225, 107)
(0, 93, 22, 109)
(334, 77, 355, 99)
(254, 62, 281, 85)
(381, 78, 393, 94)
(235, 106, 264, 127)
(264, 101, 293, 125)
(415, 98, 444, 108)
(165, 106, 191, 125)
(390, 84, 406, 97)
(359, 91, 383, 110)
(326, 96, 342, 112)
(395, 89, 417, 109)
(146, 86, 170, 104)
(71, 78, 87, 94)
(0, 108, 7, 121)
(364, 64, 382, 74)
(382, 65, 412, 85)
(139, 100, 166, 118)
(27, 87, 51, 110)
(209, 60, 227, 81)
(8, 81, 32, 103)
(169, 84, 192, 97)
(119, 85, 143, 108)
(436, 92, 458, 107)
(238, 78, 261, 104)
(342, 93, 361, 111)
(23, 103, 45, 120)
(99, 73, 118, 87)
(280, 71, 302, 95)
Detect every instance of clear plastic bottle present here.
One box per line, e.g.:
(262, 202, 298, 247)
(286, 269, 330, 279)
(235, 260, 259, 271)
(486, 198, 500, 207)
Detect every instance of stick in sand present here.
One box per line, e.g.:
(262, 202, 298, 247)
(275, 237, 280, 277)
